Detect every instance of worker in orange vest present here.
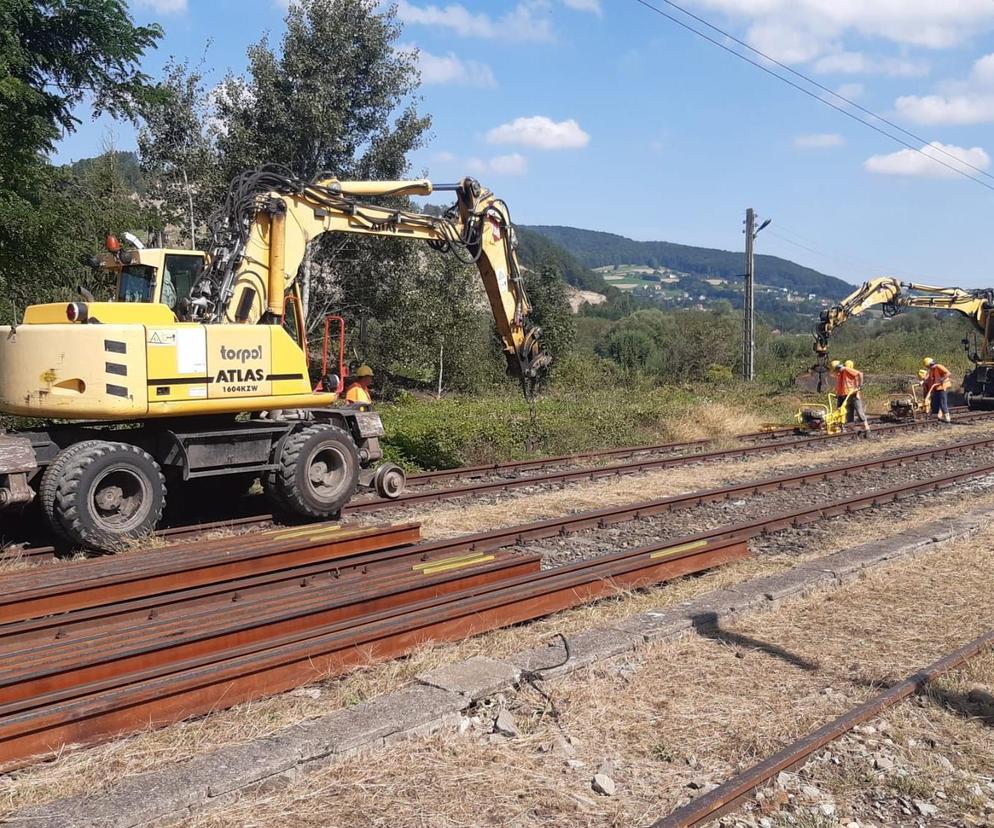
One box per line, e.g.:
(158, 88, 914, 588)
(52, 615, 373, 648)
(345, 364, 374, 406)
(923, 357, 952, 423)
(835, 359, 870, 434)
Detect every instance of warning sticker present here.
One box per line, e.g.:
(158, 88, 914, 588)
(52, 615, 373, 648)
(148, 330, 176, 346)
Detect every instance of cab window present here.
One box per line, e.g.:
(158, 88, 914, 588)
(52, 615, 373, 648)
(117, 265, 156, 303)
(162, 254, 204, 310)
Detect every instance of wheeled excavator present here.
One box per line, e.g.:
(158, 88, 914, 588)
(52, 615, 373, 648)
(813, 277, 994, 409)
(0, 167, 550, 551)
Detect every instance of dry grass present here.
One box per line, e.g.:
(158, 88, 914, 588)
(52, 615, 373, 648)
(4, 480, 994, 820)
(663, 400, 767, 444)
(2, 421, 993, 820)
(179, 529, 994, 828)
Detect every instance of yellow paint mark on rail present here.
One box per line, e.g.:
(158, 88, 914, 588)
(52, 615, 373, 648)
(649, 539, 708, 560)
(412, 551, 488, 571)
(420, 554, 495, 576)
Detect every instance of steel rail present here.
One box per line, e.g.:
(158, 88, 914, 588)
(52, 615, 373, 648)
(5, 408, 988, 563)
(0, 551, 541, 708)
(5, 427, 993, 627)
(346, 411, 994, 514)
(389, 434, 994, 560)
(651, 627, 994, 827)
(402, 407, 974, 486)
(3, 450, 994, 767)
(0, 523, 421, 625)
(0, 536, 748, 768)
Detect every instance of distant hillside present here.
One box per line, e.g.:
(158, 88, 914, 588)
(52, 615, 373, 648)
(514, 226, 608, 292)
(67, 151, 145, 194)
(525, 225, 852, 299)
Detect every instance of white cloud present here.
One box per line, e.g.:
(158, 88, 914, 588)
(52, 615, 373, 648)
(892, 51, 994, 125)
(794, 133, 846, 149)
(486, 116, 589, 149)
(433, 151, 528, 177)
(396, 1, 554, 42)
(863, 141, 990, 178)
(894, 93, 994, 124)
(813, 52, 929, 77)
(692, 0, 994, 50)
(134, 0, 186, 12)
(562, 0, 602, 13)
(414, 49, 496, 87)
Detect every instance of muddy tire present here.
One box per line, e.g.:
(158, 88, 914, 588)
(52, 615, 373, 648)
(51, 441, 167, 551)
(264, 425, 358, 519)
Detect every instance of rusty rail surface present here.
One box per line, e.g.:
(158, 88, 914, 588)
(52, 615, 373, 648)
(346, 411, 994, 514)
(2, 430, 994, 767)
(651, 627, 994, 827)
(0, 535, 747, 768)
(5, 407, 988, 564)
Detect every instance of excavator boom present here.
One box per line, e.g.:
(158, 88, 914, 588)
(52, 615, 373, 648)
(190, 167, 550, 383)
(813, 276, 994, 407)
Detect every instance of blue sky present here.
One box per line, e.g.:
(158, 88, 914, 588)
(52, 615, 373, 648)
(55, 0, 994, 287)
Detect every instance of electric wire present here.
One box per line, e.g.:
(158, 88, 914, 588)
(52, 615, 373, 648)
(633, 0, 994, 193)
(641, 0, 994, 184)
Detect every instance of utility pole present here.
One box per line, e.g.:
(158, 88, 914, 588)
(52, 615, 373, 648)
(743, 208, 755, 381)
(742, 208, 771, 381)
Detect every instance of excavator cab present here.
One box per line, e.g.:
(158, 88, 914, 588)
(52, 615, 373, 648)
(91, 237, 207, 313)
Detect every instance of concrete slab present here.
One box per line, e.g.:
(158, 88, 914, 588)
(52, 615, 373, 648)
(416, 655, 520, 699)
(612, 605, 696, 642)
(743, 568, 835, 603)
(510, 626, 642, 678)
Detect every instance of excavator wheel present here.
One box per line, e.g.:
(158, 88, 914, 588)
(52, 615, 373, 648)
(49, 441, 167, 552)
(373, 463, 406, 500)
(264, 424, 358, 519)
(40, 440, 105, 543)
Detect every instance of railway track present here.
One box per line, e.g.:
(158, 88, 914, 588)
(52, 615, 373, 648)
(4, 432, 994, 768)
(5, 408, 989, 563)
(652, 627, 994, 827)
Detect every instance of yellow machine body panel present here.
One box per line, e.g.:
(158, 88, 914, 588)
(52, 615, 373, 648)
(0, 307, 333, 419)
(23, 302, 177, 326)
(0, 323, 149, 417)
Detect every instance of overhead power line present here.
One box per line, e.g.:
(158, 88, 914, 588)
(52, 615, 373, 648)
(633, 0, 994, 193)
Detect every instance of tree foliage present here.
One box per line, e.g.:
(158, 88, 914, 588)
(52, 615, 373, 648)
(0, 0, 161, 323)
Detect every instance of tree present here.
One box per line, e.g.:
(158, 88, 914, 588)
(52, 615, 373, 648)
(525, 263, 576, 368)
(138, 59, 221, 248)
(0, 0, 160, 186)
(214, 0, 428, 183)
(0, 0, 161, 323)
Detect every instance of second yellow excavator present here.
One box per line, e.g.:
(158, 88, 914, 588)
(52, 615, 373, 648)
(0, 167, 550, 550)
(813, 277, 994, 409)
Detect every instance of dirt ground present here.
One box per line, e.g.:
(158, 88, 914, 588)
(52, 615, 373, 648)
(179, 529, 994, 828)
(2, 422, 994, 821)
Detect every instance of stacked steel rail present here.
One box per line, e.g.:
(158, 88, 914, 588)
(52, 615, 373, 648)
(5, 433, 994, 767)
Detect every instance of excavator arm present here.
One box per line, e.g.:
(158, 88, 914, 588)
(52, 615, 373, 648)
(189, 167, 550, 385)
(813, 277, 994, 389)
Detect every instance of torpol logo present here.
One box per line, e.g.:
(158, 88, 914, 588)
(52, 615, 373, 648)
(219, 345, 263, 363)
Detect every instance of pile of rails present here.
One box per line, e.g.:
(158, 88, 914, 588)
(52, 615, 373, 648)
(0, 519, 742, 769)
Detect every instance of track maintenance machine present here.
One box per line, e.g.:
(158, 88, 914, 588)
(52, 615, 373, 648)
(0, 167, 549, 551)
(813, 277, 994, 409)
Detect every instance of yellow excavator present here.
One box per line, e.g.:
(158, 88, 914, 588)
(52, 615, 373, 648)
(814, 277, 994, 409)
(0, 167, 549, 550)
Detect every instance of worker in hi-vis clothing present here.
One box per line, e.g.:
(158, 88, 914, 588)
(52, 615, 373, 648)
(836, 359, 870, 434)
(923, 357, 952, 423)
(345, 364, 374, 405)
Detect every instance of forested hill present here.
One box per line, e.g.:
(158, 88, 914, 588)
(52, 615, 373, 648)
(525, 225, 853, 299)
(514, 226, 608, 292)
